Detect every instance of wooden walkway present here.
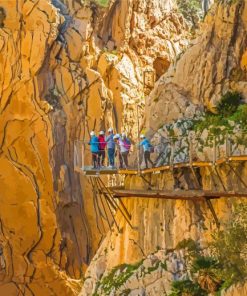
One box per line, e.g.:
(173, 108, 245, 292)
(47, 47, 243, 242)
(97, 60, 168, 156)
(82, 157, 247, 230)
(112, 189, 247, 200)
(78, 155, 247, 176)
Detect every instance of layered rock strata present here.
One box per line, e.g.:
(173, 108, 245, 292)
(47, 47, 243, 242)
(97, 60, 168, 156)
(0, 0, 189, 294)
(82, 1, 247, 295)
(146, 0, 247, 134)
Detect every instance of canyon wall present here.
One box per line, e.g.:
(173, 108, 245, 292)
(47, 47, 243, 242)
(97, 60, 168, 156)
(81, 1, 247, 295)
(147, 0, 247, 134)
(2, 0, 246, 295)
(0, 0, 189, 294)
(0, 0, 84, 294)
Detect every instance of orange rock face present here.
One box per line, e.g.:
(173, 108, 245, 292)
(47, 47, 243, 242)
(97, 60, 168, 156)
(0, 0, 84, 294)
(0, 0, 189, 295)
(147, 0, 247, 134)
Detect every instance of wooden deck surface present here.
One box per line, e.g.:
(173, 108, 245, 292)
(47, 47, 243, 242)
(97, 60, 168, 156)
(76, 155, 247, 176)
(112, 189, 247, 200)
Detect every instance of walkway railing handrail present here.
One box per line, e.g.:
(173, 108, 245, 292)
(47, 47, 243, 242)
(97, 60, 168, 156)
(74, 130, 247, 172)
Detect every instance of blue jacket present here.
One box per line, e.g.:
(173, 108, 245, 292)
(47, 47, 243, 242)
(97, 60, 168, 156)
(89, 135, 99, 153)
(106, 134, 115, 149)
(140, 138, 152, 152)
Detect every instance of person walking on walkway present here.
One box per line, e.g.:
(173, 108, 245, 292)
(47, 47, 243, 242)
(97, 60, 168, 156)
(139, 134, 154, 169)
(98, 131, 107, 167)
(106, 128, 116, 168)
(88, 131, 99, 169)
(118, 133, 131, 169)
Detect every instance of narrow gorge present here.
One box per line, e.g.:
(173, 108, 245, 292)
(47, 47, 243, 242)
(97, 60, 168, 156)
(0, 0, 247, 295)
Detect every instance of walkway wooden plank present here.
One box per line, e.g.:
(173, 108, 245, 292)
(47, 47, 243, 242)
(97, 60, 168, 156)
(79, 155, 247, 176)
(112, 189, 247, 200)
(229, 155, 247, 161)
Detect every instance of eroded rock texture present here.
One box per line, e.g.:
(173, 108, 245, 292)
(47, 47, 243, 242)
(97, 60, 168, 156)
(48, 0, 188, 258)
(82, 161, 247, 295)
(81, 1, 247, 295)
(0, 0, 189, 294)
(147, 0, 247, 134)
(0, 1, 84, 294)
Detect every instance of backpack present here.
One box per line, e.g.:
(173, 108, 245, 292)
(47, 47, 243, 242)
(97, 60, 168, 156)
(149, 143, 154, 153)
(123, 138, 131, 151)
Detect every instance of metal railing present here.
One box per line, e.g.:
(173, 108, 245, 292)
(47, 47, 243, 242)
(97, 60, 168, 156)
(74, 131, 247, 172)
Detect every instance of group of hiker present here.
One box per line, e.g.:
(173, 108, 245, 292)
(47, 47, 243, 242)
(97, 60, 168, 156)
(88, 128, 154, 169)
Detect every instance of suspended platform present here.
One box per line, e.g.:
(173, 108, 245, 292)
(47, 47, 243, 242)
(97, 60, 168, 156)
(112, 189, 247, 200)
(76, 155, 247, 176)
(74, 134, 247, 230)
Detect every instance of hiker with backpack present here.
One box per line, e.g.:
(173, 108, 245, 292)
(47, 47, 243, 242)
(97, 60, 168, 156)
(118, 133, 131, 169)
(88, 131, 99, 169)
(139, 134, 154, 169)
(98, 131, 107, 167)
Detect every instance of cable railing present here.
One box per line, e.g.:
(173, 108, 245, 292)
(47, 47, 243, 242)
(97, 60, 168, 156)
(74, 130, 247, 173)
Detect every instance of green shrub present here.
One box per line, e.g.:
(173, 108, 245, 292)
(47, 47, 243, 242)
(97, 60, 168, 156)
(216, 91, 242, 116)
(210, 203, 247, 285)
(84, 0, 110, 7)
(168, 279, 207, 296)
(177, 0, 202, 28)
(191, 256, 223, 293)
(94, 260, 143, 295)
(229, 104, 247, 126)
(192, 112, 229, 135)
(92, 0, 110, 7)
(191, 92, 246, 136)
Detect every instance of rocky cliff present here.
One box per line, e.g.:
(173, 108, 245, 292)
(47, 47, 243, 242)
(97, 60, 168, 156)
(81, 1, 247, 295)
(0, 0, 89, 294)
(0, 0, 189, 295)
(1, 0, 246, 295)
(147, 0, 247, 134)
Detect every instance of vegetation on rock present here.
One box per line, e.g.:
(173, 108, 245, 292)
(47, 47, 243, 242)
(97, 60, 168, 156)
(85, 0, 110, 7)
(192, 92, 247, 136)
(93, 261, 144, 295)
(169, 279, 207, 296)
(169, 202, 247, 295)
(177, 0, 202, 28)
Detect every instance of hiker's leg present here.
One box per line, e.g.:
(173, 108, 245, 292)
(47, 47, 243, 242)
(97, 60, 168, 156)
(97, 151, 101, 167)
(147, 152, 154, 166)
(119, 153, 123, 168)
(102, 150, 105, 166)
(107, 149, 111, 165)
(108, 149, 112, 166)
(108, 149, 114, 166)
(144, 151, 149, 168)
(123, 152, 128, 168)
(92, 153, 97, 168)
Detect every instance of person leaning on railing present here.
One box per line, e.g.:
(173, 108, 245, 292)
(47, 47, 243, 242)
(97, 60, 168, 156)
(139, 134, 154, 169)
(88, 131, 99, 169)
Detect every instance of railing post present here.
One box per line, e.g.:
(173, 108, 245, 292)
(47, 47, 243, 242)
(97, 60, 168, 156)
(170, 140, 174, 169)
(189, 134, 193, 165)
(74, 141, 77, 170)
(81, 142, 84, 170)
(213, 136, 216, 165)
(136, 104, 141, 174)
(225, 133, 229, 159)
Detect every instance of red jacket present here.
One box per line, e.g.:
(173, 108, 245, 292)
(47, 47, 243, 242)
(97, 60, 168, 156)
(98, 135, 107, 150)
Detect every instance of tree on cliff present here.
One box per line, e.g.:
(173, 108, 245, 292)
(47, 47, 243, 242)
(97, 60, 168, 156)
(177, 0, 203, 29)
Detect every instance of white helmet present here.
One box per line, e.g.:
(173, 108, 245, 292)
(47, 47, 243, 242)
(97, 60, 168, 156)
(108, 128, 113, 132)
(90, 131, 95, 136)
(140, 134, 145, 139)
(99, 131, 105, 135)
(122, 133, 126, 137)
(113, 134, 120, 139)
